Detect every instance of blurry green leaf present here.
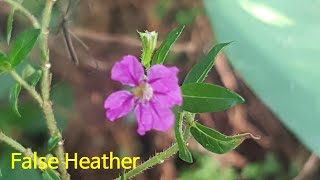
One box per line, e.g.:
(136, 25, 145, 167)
(121, 171, 126, 180)
(204, 0, 320, 155)
(183, 42, 230, 85)
(0, 51, 11, 74)
(152, 26, 185, 65)
(181, 83, 244, 113)
(9, 83, 22, 117)
(0, 168, 2, 176)
(242, 163, 263, 179)
(190, 122, 254, 154)
(28, 69, 42, 86)
(180, 152, 237, 180)
(21, 64, 42, 86)
(42, 169, 61, 180)
(48, 135, 60, 152)
(10, 29, 41, 68)
(7, 11, 14, 45)
(22, 64, 36, 79)
(175, 112, 193, 163)
(155, 0, 173, 19)
(176, 8, 202, 25)
(6, 0, 23, 44)
(0, 150, 41, 180)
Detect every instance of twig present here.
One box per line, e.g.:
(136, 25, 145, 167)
(295, 153, 320, 180)
(9, 70, 43, 105)
(3, 0, 40, 28)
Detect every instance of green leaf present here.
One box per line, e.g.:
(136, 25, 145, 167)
(28, 69, 42, 86)
(183, 42, 231, 84)
(121, 171, 126, 180)
(0, 52, 11, 74)
(181, 83, 244, 113)
(7, 10, 14, 45)
(191, 122, 255, 154)
(42, 169, 61, 180)
(175, 112, 193, 163)
(10, 29, 41, 68)
(204, 0, 320, 155)
(152, 25, 185, 65)
(6, 0, 23, 44)
(21, 64, 42, 86)
(22, 64, 36, 79)
(9, 84, 22, 117)
(48, 135, 60, 152)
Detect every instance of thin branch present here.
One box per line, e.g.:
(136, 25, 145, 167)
(295, 153, 320, 180)
(9, 70, 43, 105)
(3, 0, 40, 28)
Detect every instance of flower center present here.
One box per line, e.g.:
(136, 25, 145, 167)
(133, 83, 154, 102)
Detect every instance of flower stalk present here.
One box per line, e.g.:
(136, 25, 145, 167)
(115, 112, 194, 180)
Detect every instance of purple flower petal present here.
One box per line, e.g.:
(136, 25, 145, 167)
(153, 87, 183, 107)
(111, 55, 144, 86)
(104, 90, 135, 121)
(135, 101, 175, 135)
(148, 65, 179, 93)
(148, 65, 182, 106)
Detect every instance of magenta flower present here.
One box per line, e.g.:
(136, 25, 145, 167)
(104, 55, 182, 135)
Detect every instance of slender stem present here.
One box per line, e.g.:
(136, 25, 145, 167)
(9, 70, 43, 105)
(0, 131, 29, 154)
(116, 112, 194, 180)
(3, 0, 40, 28)
(39, 1, 70, 180)
(0, 131, 56, 170)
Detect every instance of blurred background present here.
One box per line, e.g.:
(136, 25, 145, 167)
(0, 0, 319, 179)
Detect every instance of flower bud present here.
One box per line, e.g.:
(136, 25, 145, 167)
(138, 31, 158, 68)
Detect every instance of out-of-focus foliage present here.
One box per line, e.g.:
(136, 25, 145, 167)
(155, 0, 203, 25)
(0, 151, 41, 180)
(0, 82, 74, 178)
(242, 153, 298, 180)
(204, 0, 320, 155)
(180, 153, 237, 180)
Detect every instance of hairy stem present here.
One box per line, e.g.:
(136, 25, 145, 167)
(3, 0, 40, 28)
(116, 112, 194, 180)
(39, 1, 70, 180)
(9, 70, 43, 105)
(0, 131, 29, 154)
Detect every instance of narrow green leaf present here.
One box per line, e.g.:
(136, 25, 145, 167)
(10, 29, 41, 68)
(175, 112, 193, 163)
(7, 10, 14, 45)
(28, 69, 42, 86)
(183, 42, 231, 84)
(152, 25, 185, 65)
(0, 52, 11, 74)
(9, 84, 22, 117)
(191, 122, 257, 154)
(182, 83, 244, 113)
(42, 169, 61, 180)
(48, 135, 60, 152)
(121, 170, 126, 180)
(6, 0, 23, 44)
